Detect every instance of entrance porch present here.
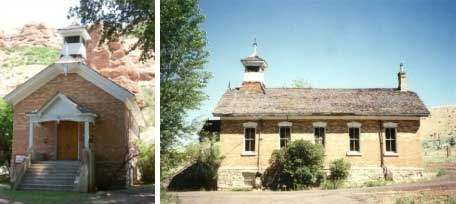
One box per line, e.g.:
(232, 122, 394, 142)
(26, 92, 97, 160)
(11, 93, 97, 192)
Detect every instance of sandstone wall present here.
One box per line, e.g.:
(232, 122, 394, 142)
(218, 119, 423, 189)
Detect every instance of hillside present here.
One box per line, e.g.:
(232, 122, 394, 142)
(420, 106, 456, 139)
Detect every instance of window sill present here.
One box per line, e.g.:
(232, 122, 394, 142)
(346, 151, 362, 156)
(241, 152, 256, 156)
(384, 152, 399, 157)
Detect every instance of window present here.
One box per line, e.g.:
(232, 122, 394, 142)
(244, 127, 256, 152)
(279, 126, 291, 148)
(314, 127, 325, 146)
(349, 127, 360, 152)
(385, 127, 397, 153)
(64, 36, 81, 43)
(245, 66, 260, 72)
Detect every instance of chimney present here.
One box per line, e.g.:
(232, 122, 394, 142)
(56, 24, 91, 62)
(240, 39, 268, 94)
(398, 63, 406, 91)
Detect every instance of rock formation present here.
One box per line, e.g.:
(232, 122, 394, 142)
(0, 23, 154, 108)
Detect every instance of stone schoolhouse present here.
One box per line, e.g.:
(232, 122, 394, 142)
(212, 45, 430, 189)
(4, 25, 144, 191)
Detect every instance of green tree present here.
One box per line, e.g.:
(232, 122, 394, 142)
(291, 79, 312, 88)
(0, 99, 13, 169)
(69, 0, 154, 61)
(160, 0, 211, 171)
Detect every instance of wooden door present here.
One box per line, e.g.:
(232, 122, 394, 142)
(57, 121, 79, 160)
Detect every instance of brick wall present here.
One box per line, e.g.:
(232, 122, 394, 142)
(12, 73, 130, 189)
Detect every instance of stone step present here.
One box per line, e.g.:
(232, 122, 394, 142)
(17, 161, 80, 191)
(22, 177, 75, 184)
(27, 170, 79, 173)
(18, 184, 74, 191)
(26, 171, 78, 175)
(29, 165, 80, 169)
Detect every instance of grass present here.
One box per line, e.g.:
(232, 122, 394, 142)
(0, 47, 60, 69)
(364, 178, 388, 187)
(231, 187, 253, 192)
(0, 191, 84, 204)
(395, 194, 456, 204)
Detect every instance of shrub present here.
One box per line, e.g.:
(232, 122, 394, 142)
(328, 159, 351, 181)
(364, 178, 387, 187)
(325, 159, 351, 189)
(263, 140, 325, 190)
(0, 99, 13, 171)
(395, 196, 415, 204)
(137, 142, 154, 183)
(449, 137, 456, 147)
(167, 138, 223, 191)
(436, 168, 447, 177)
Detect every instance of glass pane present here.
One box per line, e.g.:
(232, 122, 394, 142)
(250, 139, 255, 151)
(391, 139, 396, 152)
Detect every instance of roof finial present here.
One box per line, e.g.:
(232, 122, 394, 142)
(251, 38, 258, 57)
(399, 63, 404, 73)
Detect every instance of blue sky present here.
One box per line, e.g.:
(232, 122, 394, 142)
(189, 0, 456, 123)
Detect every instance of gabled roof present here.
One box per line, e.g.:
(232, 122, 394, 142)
(26, 92, 97, 123)
(213, 88, 430, 117)
(3, 62, 134, 105)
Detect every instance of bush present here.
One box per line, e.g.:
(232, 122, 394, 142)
(364, 178, 387, 187)
(167, 138, 223, 191)
(263, 140, 325, 190)
(436, 168, 447, 177)
(449, 137, 456, 147)
(0, 99, 13, 171)
(137, 142, 154, 183)
(328, 159, 351, 181)
(324, 159, 351, 189)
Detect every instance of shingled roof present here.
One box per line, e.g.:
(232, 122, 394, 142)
(213, 88, 430, 117)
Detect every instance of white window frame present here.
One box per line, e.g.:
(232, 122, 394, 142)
(312, 122, 326, 146)
(278, 122, 292, 148)
(347, 122, 362, 156)
(383, 122, 398, 156)
(242, 122, 257, 155)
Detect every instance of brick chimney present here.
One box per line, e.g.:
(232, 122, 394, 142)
(398, 63, 407, 91)
(240, 39, 268, 93)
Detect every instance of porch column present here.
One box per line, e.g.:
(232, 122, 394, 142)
(84, 121, 90, 149)
(28, 120, 34, 153)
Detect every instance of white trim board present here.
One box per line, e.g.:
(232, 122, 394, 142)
(4, 62, 134, 105)
(220, 115, 422, 121)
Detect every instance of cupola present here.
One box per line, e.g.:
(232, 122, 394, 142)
(240, 39, 268, 93)
(57, 24, 91, 61)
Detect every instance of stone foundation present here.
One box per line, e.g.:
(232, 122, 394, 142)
(218, 166, 424, 189)
(218, 167, 259, 190)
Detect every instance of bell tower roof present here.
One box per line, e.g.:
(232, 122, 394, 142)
(240, 38, 268, 69)
(56, 24, 91, 62)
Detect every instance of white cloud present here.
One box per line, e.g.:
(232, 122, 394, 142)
(0, 0, 80, 33)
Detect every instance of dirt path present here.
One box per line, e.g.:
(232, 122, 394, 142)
(175, 175, 456, 204)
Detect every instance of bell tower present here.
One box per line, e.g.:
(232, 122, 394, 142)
(57, 24, 91, 62)
(240, 39, 268, 93)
